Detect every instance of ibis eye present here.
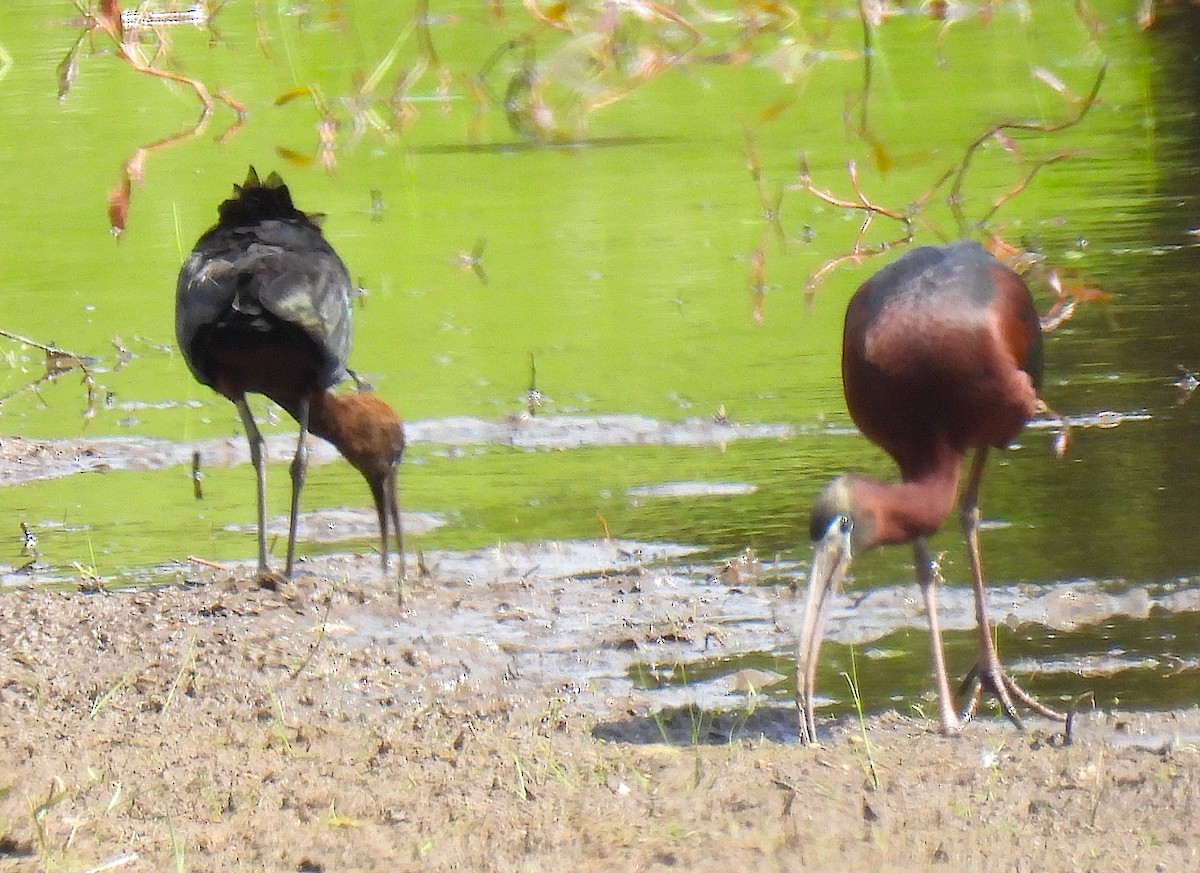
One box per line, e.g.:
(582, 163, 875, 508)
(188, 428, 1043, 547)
(837, 515, 853, 536)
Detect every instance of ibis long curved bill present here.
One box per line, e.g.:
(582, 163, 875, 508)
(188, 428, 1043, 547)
(797, 513, 854, 745)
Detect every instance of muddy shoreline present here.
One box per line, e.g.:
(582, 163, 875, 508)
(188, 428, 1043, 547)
(2, 555, 1199, 872)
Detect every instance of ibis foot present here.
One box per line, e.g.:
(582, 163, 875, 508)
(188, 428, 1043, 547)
(959, 660, 1066, 727)
(254, 569, 289, 591)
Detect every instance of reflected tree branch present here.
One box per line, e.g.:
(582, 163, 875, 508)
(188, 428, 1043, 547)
(977, 150, 1078, 228)
(63, 1, 244, 234)
(791, 155, 915, 305)
(945, 64, 1107, 235)
(797, 59, 1107, 304)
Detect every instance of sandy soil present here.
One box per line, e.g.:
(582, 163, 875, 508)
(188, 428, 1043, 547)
(3, 552, 1199, 873)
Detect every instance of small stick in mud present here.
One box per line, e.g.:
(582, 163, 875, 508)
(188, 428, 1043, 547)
(1059, 691, 1097, 747)
(191, 450, 204, 500)
(0, 328, 101, 418)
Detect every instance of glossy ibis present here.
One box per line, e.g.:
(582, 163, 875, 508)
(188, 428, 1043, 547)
(176, 168, 405, 585)
(800, 241, 1065, 742)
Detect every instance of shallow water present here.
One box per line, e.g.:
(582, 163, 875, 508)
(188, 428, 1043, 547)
(2, 1, 1200, 722)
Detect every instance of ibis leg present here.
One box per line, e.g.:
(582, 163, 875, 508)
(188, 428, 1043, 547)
(235, 397, 270, 574)
(958, 448, 1066, 725)
(388, 468, 406, 605)
(914, 539, 962, 736)
(285, 397, 310, 578)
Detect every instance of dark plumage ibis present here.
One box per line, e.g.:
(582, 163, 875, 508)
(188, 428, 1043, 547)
(176, 168, 405, 585)
(800, 241, 1065, 742)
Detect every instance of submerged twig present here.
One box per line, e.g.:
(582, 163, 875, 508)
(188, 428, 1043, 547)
(0, 328, 100, 418)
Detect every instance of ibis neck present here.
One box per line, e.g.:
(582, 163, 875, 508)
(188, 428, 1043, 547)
(854, 447, 963, 548)
(303, 390, 358, 461)
(274, 389, 354, 456)
(295, 388, 404, 484)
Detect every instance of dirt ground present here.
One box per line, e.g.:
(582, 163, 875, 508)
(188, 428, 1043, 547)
(2, 552, 1199, 873)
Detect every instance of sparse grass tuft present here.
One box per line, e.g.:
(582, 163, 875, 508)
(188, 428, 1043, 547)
(90, 672, 134, 719)
(163, 633, 199, 713)
(512, 757, 531, 801)
(268, 691, 293, 756)
(72, 534, 105, 592)
(72, 562, 105, 593)
(289, 598, 332, 680)
(166, 812, 187, 873)
(323, 802, 363, 829)
(29, 778, 69, 869)
(842, 648, 880, 791)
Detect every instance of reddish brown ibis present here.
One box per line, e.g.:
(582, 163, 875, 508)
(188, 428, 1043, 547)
(800, 241, 1065, 742)
(176, 168, 405, 585)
